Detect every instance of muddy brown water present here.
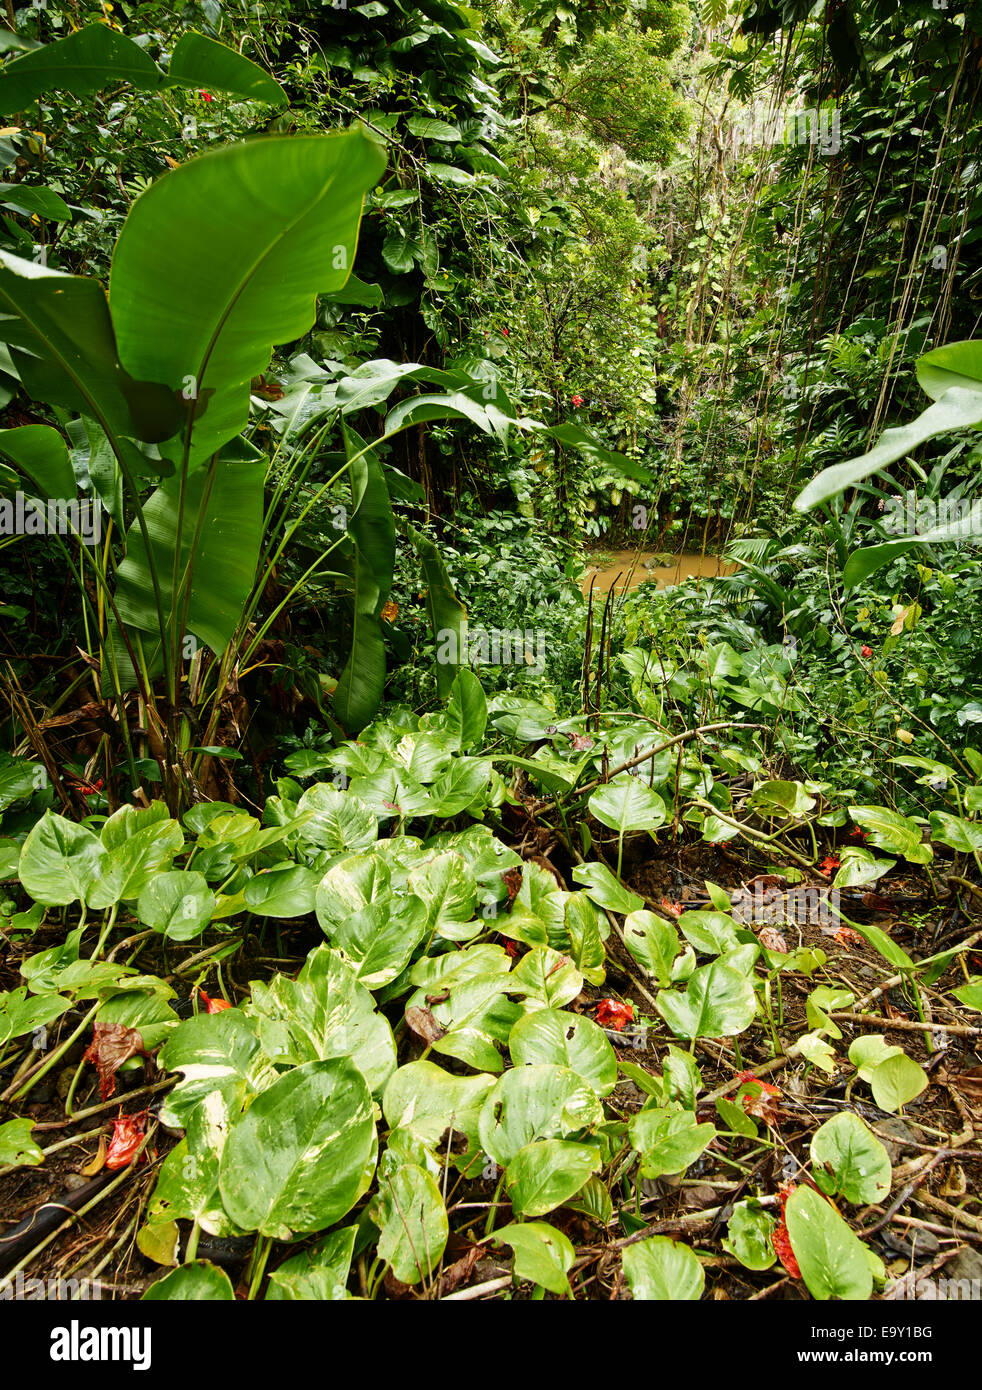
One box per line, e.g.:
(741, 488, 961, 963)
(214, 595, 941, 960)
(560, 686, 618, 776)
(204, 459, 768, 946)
(581, 549, 735, 595)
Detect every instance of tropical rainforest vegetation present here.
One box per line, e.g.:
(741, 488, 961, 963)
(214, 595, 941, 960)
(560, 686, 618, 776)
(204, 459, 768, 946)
(0, 0, 981, 1310)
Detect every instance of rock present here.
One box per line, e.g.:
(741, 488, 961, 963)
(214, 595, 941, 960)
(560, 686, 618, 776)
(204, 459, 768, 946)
(871, 1115, 919, 1163)
(942, 1246, 982, 1288)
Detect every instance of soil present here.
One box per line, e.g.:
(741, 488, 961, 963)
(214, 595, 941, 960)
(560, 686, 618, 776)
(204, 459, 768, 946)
(581, 549, 736, 595)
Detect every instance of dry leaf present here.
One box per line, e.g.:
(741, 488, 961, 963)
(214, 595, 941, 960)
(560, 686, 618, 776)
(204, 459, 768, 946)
(758, 926, 788, 953)
(949, 1066, 982, 1102)
(80, 1134, 107, 1176)
(405, 1005, 446, 1044)
(83, 1022, 147, 1100)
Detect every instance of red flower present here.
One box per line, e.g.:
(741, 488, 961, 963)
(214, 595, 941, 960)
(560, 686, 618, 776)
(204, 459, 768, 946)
(501, 327, 509, 337)
(199, 90, 213, 102)
(819, 853, 840, 873)
(105, 1111, 148, 1171)
(734, 1073, 781, 1125)
(660, 897, 682, 919)
(861, 645, 873, 659)
(571, 393, 584, 407)
(849, 827, 869, 841)
(199, 990, 231, 1014)
(772, 1181, 801, 1279)
(596, 999, 634, 1031)
(503, 940, 519, 958)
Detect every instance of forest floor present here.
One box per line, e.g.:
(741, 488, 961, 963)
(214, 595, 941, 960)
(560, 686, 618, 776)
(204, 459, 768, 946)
(2, 829, 980, 1301)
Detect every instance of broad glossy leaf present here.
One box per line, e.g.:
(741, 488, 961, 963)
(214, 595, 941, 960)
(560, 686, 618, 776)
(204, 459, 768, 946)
(0, 250, 181, 443)
(929, 810, 982, 855)
(562, 894, 607, 985)
(109, 131, 387, 465)
(267, 1228, 356, 1301)
(810, 1112, 891, 1204)
(870, 1053, 928, 1113)
(571, 861, 643, 914)
(493, 1221, 574, 1296)
(478, 1064, 603, 1166)
(248, 945, 396, 1095)
(785, 1184, 872, 1301)
(512, 946, 583, 1010)
(315, 854, 426, 987)
(0, 987, 71, 1047)
(916, 340, 982, 399)
(504, 1139, 601, 1218)
(723, 1200, 776, 1270)
(655, 960, 757, 1040)
(622, 1236, 704, 1301)
(628, 1107, 716, 1178)
(795, 385, 982, 513)
(376, 1163, 448, 1284)
(143, 1261, 235, 1301)
(112, 454, 265, 662)
(243, 865, 318, 918)
(405, 520, 467, 698)
(0, 1116, 43, 1169)
(0, 183, 71, 222)
(953, 976, 982, 1011)
(848, 1034, 903, 1081)
(623, 909, 680, 985)
(427, 755, 492, 817)
(157, 1010, 274, 1128)
(426, 973, 521, 1072)
(0, 424, 74, 501)
(18, 811, 105, 906)
(334, 424, 395, 733)
(509, 1008, 618, 1097)
(137, 871, 216, 941)
(407, 851, 479, 941)
(749, 779, 815, 818)
(382, 1059, 495, 1148)
(677, 909, 740, 957)
(446, 668, 487, 751)
(148, 1090, 242, 1237)
(296, 782, 378, 853)
(219, 1059, 377, 1239)
(88, 817, 184, 909)
(167, 32, 286, 104)
(0, 25, 161, 111)
(588, 780, 667, 835)
(849, 805, 932, 864)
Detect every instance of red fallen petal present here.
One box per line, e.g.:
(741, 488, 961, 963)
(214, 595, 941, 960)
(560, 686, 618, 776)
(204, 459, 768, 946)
(772, 1218, 801, 1279)
(861, 645, 873, 658)
(199, 990, 231, 1013)
(834, 927, 863, 947)
(596, 999, 634, 1031)
(660, 897, 682, 918)
(105, 1112, 147, 1171)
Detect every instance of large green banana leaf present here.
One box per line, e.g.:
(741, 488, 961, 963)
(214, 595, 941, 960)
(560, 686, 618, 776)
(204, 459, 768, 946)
(0, 24, 285, 113)
(108, 131, 387, 468)
(0, 425, 75, 501)
(108, 453, 266, 690)
(405, 521, 468, 699)
(333, 424, 395, 733)
(0, 251, 183, 445)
